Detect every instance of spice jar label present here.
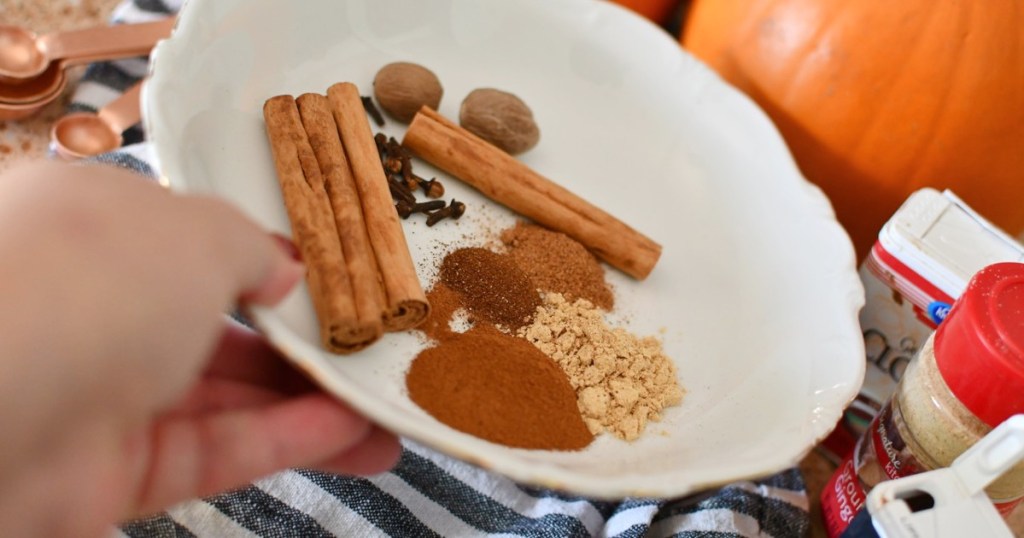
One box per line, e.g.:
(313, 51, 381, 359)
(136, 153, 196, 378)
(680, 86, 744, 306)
(824, 407, 1024, 537)
(866, 404, 922, 481)
(822, 403, 923, 538)
(820, 457, 866, 536)
(819, 189, 1024, 463)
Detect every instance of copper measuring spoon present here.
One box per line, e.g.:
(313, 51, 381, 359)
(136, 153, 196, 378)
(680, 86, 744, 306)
(0, 18, 174, 83)
(0, 17, 173, 121)
(0, 62, 64, 121)
(51, 82, 142, 160)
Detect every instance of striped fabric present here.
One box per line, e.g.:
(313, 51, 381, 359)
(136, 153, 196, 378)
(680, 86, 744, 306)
(74, 1, 812, 536)
(109, 440, 809, 538)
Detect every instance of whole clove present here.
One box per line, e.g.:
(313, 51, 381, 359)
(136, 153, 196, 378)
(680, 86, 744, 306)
(385, 157, 403, 174)
(380, 136, 409, 175)
(426, 199, 467, 226)
(374, 132, 387, 157)
(362, 96, 386, 127)
(406, 173, 444, 198)
(403, 174, 420, 192)
(386, 137, 404, 156)
(396, 199, 447, 219)
(422, 177, 444, 199)
(400, 154, 413, 183)
(388, 176, 416, 204)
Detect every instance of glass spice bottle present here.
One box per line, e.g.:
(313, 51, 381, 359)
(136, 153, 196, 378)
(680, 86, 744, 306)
(821, 262, 1024, 537)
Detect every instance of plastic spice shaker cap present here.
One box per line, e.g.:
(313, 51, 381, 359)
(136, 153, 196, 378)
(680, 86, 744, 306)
(934, 262, 1024, 428)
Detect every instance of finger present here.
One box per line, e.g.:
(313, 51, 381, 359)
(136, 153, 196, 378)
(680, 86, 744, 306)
(203, 320, 315, 394)
(242, 251, 304, 306)
(270, 232, 302, 262)
(313, 426, 401, 476)
(135, 394, 372, 515)
(165, 378, 289, 417)
(181, 196, 303, 307)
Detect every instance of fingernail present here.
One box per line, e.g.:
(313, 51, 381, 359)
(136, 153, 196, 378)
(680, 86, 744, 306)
(245, 243, 305, 307)
(271, 232, 302, 262)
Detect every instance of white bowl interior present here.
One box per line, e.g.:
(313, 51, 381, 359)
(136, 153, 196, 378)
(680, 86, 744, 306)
(145, 0, 865, 498)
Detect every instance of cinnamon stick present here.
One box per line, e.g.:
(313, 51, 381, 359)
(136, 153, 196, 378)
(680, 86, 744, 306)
(295, 93, 386, 342)
(402, 106, 662, 279)
(262, 95, 381, 354)
(327, 82, 429, 330)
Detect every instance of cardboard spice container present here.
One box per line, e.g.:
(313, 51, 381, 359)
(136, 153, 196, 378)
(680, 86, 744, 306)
(818, 189, 1024, 464)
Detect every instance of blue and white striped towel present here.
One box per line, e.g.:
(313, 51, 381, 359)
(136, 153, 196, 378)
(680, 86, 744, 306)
(72, 1, 812, 536)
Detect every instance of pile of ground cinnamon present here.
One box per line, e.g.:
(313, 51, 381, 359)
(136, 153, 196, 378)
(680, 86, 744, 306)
(406, 324, 593, 450)
(502, 222, 613, 310)
(519, 293, 684, 441)
(408, 246, 592, 451)
(418, 283, 463, 342)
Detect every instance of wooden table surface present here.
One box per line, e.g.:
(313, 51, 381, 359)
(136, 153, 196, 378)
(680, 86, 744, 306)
(2, 1, 1023, 536)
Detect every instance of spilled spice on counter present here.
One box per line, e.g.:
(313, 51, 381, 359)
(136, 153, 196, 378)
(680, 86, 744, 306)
(438, 247, 540, 331)
(519, 293, 684, 441)
(502, 222, 614, 310)
(406, 324, 593, 450)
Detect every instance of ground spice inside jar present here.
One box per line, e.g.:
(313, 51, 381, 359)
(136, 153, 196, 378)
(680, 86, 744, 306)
(406, 324, 593, 450)
(501, 222, 613, 310)
(438, 246, 540, 331)
(895, 338, 1024, 502)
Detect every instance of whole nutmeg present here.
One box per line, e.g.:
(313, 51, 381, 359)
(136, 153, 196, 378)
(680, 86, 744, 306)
(373, 62, 443, 123)
(459, 88, 540, 155)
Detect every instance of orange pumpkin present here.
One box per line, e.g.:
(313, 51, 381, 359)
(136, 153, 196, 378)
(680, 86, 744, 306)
(611, 0, 679, 26)
(682, 0, 1024, 259)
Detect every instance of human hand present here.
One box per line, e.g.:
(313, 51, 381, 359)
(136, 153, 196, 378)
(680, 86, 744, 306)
(0, 162, 399, 537)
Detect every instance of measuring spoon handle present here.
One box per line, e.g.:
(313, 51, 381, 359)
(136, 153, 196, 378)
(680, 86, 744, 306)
(98, 82, 144, 134)
(38, 18, 174, 69)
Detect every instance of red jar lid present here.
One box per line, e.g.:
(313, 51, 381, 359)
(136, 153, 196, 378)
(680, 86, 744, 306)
(934, 262, 1024, 428)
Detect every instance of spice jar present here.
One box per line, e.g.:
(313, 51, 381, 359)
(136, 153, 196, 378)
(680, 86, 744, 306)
(821, 262, 1024, 537)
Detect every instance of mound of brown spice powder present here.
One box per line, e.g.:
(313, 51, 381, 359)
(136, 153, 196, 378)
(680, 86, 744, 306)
(501, 222, 613, 310)
(438, 247, 540, 331)
(406, 324, 594, 450)
(419, 282, 463, 342)
(519, 293, 684, 441)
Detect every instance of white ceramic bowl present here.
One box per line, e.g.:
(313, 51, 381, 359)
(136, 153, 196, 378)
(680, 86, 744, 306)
(145, 0, 865, 499)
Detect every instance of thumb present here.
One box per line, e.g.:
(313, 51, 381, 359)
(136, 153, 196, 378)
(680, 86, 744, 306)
(241, 243, 304, 306)
(182, 196, 304, 308)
